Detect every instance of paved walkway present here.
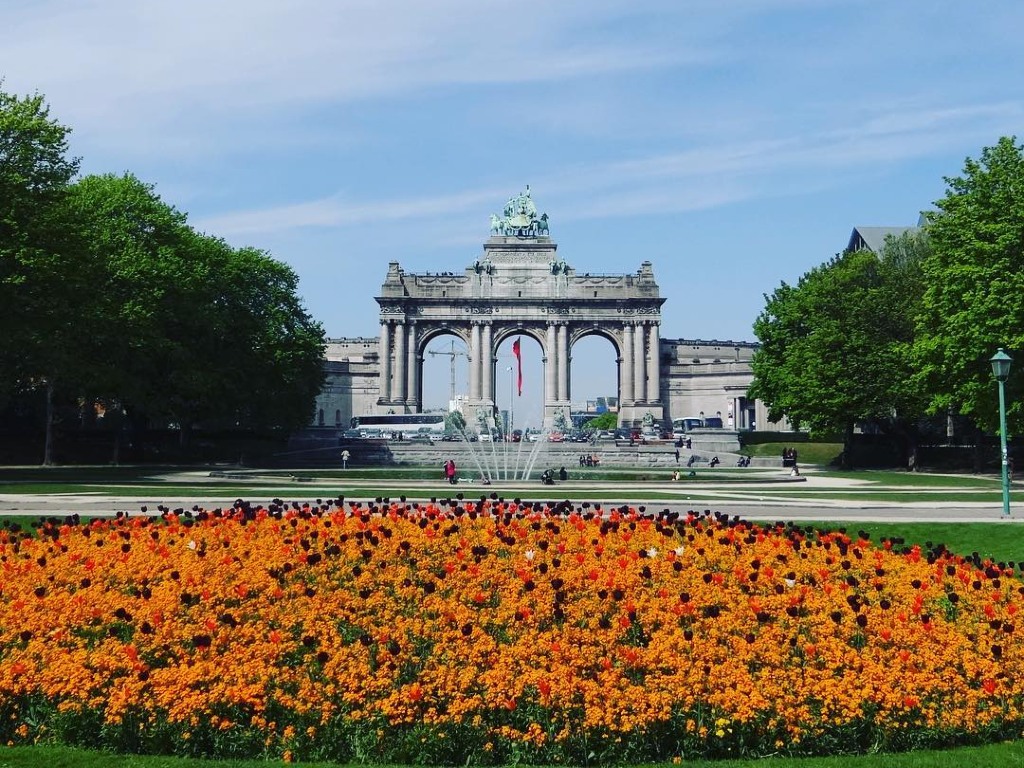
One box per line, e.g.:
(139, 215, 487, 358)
(0, 469, 1020, 524)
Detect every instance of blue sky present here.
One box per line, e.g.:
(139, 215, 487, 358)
(4, 0, 1023, 427)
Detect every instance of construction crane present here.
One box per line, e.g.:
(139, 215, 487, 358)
(426, 340, 468, 404)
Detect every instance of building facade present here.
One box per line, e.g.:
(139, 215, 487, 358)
(314, 189, 784, 432)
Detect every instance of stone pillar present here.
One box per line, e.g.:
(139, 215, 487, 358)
(378, 320, 392, 403)
(620, 323, 634, 404)
(633, 321, 646, 403)
(469, 322, 481, 401)
(481, 322, 493, 404)
(557, 323, 569, 402)
(393, 319, 406, 403)
(545, 322, 557, 403)
(406, 321, 418, 409)
(647, 321, 660, 404)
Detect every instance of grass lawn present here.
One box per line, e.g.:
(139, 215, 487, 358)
(2, 740, 1023, 767)
(805, 521, 1024, 563)
(743, 442, 843, 465)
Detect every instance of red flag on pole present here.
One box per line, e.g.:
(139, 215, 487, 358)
(512, 338, 523, 396)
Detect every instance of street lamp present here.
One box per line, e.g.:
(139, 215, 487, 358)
(507, 366, 514, 439)
(990, 348, 1012, 517)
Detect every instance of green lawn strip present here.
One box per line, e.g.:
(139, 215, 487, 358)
(715, 490, 1009, 502)
(0, 485, 351, 497)
(743, 442, 843, 464)
(805, 521, 1024, 563)
(0, 485, 1014, 505)
(809, 471, 999, 488)
(0, 466, 183, 484)
(2, 741, 1023, 768)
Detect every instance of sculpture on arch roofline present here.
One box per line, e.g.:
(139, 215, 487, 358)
(491, 186, 550, 238)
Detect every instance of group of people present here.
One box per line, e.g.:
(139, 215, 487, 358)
(578, 454, 601, 467)
(442, 458, 457, 484)
(782, 447, 799, 467)
(540, 467, 569, 485)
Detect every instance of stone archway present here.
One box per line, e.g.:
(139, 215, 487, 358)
(375, 189, 665, 429)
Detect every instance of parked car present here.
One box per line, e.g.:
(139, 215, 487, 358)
(548, 432, 564, 442)
(511, 429, 523, 442)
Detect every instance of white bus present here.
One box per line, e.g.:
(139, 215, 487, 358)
(671, 415, 724, 438)
(350, 413, 446, 438)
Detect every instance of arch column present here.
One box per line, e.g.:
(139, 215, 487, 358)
(469, 321, 482, 401)
(646, 321, 660, 404)
(393, 319, 406, 404)
(406, 321, 419, 409)
(620, 322, 634, 405)
(545, 322, 557, 403)
(556, 322, 569, 402)
(632, 320, 646, 403)
(378, 320, 392, 403)
(481, 321, 494, 404)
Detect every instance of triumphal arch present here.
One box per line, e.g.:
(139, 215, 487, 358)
(375, 188, 665, 429)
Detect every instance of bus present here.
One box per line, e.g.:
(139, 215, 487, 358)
(671, 415, 725, 438)
(349, 413, 446, 438)
(672, 417, 705, 437)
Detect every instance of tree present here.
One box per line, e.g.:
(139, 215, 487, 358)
(445, 410, 466, 435)
(189, 238, 326, 432)
(749, 239, 928, 468)
(67, 174, 326, 443)
(584, 411, 618, 431)
(0, 87, 88, 463)
(914, 136, 1024, 436)
(63, 173, 193, 441)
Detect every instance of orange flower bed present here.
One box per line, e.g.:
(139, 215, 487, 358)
(0, 500, 1021, 763)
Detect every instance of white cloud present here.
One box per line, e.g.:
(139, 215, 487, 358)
(2, 0, 696, 158)
(193, 97, 1022, 237)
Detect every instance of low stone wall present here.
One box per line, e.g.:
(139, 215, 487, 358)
(277, 433, 781, 470)
(388, 441, 778, 470)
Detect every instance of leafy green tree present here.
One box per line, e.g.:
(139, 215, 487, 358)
(0, 87, 89, 463)
(67, 173, 325, 443)
(192, 238, 326, 432)
(915, 136, 1024, 435)
(584, 411, 617, 431)
(64, 173, 193, 438)
(445, 410, 466, 435)
(749, 239, 928, 468)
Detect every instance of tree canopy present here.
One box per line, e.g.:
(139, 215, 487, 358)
(0, 87, 326, 462)
(748, 232, 929, 466)
(751, 135, 1024, 463)
(914, 136, 1024, 435)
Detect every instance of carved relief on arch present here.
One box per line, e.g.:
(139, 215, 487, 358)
(417, 324, 471, 356)
(571, 323, 624, 357)
(493, 326, 544, 352)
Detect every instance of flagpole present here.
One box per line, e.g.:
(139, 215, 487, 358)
(507, 366, 514, 439)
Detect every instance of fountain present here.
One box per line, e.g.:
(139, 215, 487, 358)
(454, 419, 553, 484)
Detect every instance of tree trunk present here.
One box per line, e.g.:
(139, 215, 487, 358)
(841, 422, 855, 470)
(43, 378, 55, 467)
(906, 435, 918, 472)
